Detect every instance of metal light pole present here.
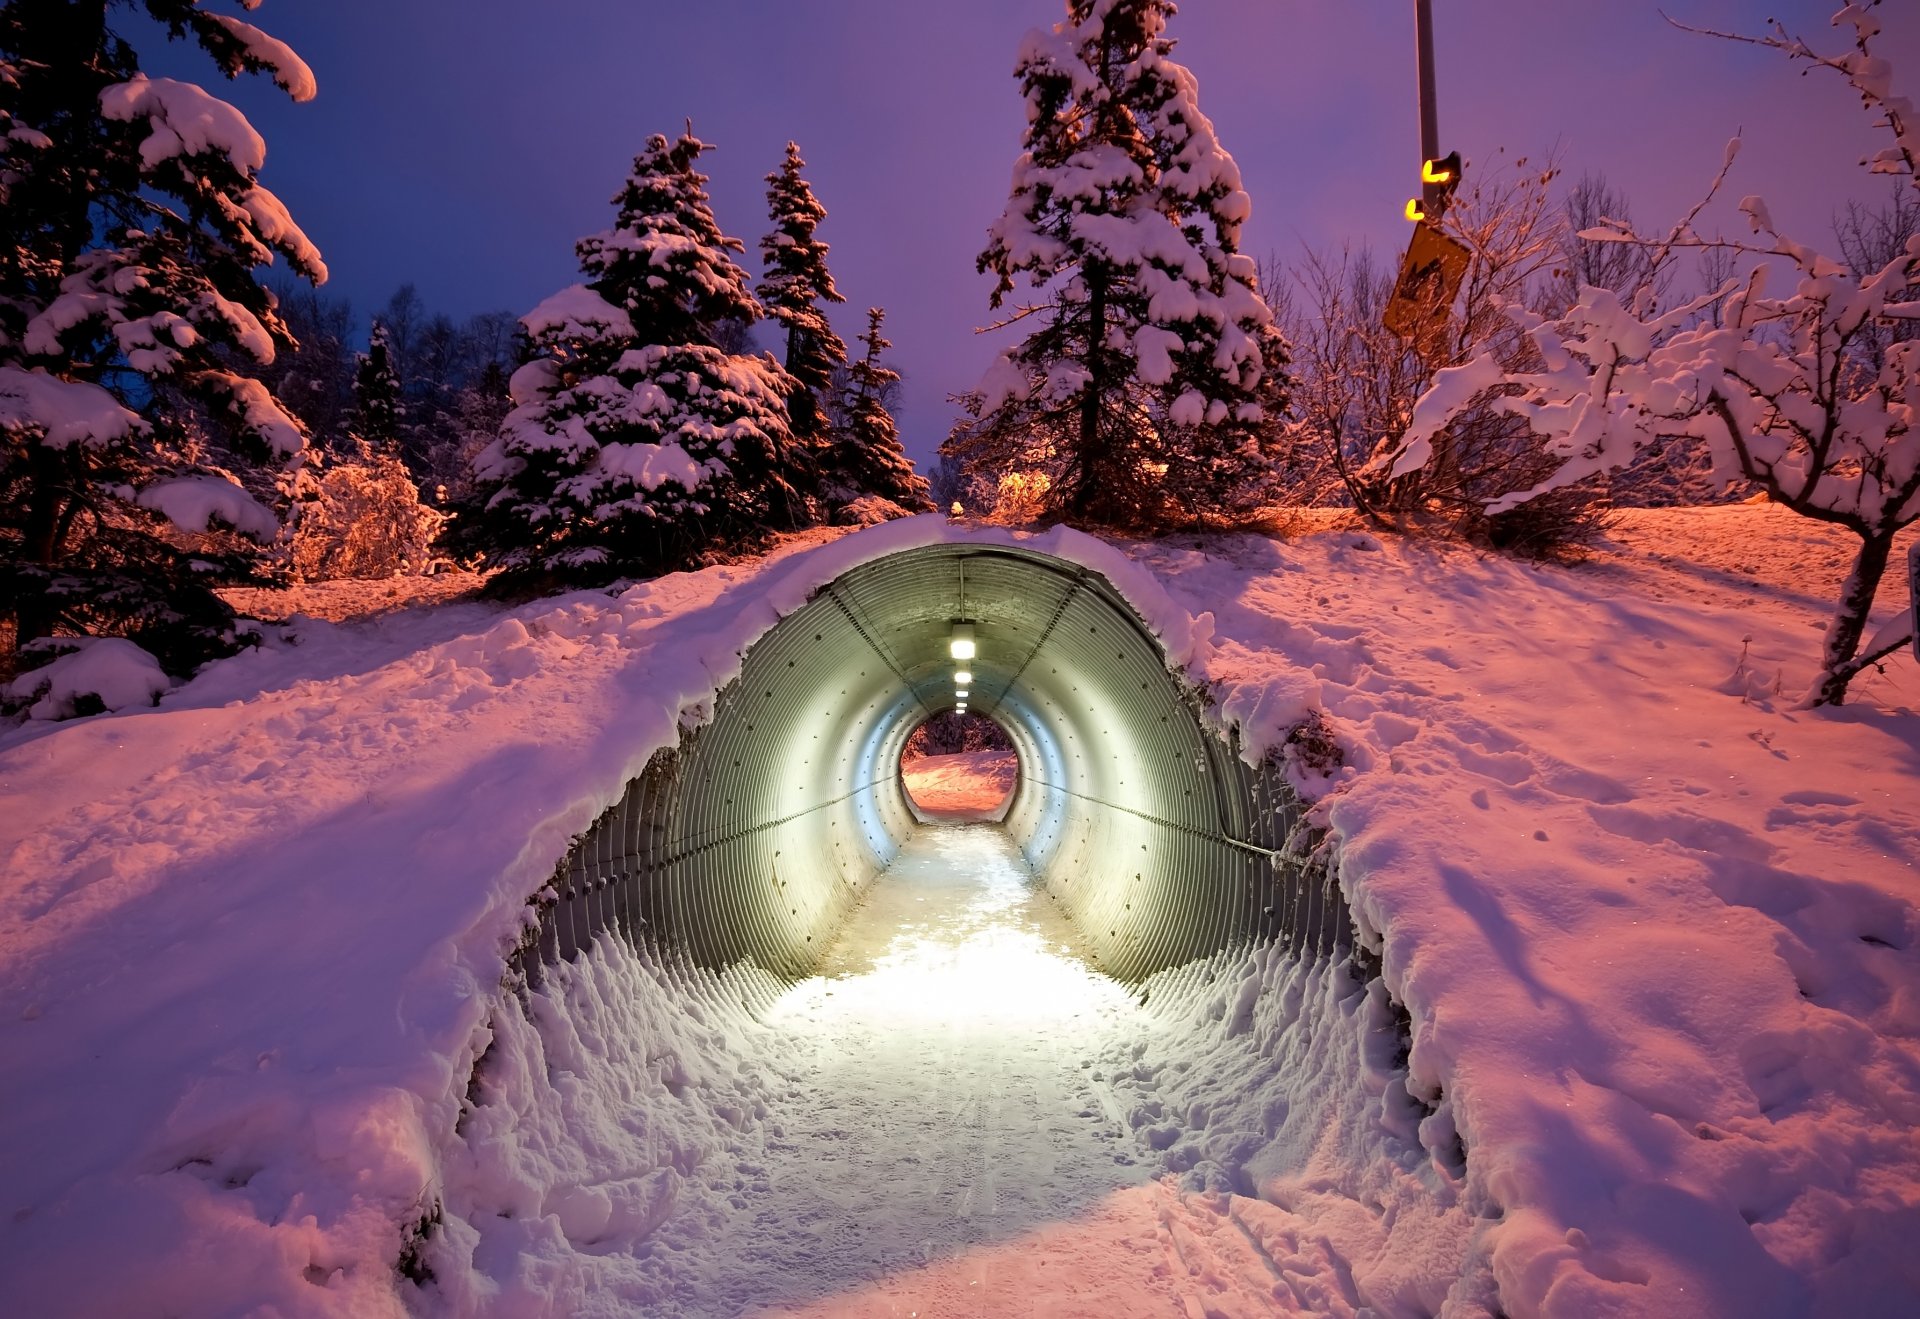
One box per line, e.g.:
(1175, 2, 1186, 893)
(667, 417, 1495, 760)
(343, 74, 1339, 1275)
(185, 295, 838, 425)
(1385, 0, 1468, 339)
(1416, 0, 1440, 173)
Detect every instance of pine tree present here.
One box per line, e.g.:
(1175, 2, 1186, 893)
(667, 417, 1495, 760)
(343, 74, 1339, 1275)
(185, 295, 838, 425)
(758, 142, 848, 472)
(828, 308, 931, 519)
(0, 0, 324, 684)
(458, 131, 800, 590)
(958, 0, 1286, 530)
(348, 322, 403, 451)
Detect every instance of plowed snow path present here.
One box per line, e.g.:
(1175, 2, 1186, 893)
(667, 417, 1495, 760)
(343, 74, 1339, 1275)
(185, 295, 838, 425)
(682, 826, 1271, 1318)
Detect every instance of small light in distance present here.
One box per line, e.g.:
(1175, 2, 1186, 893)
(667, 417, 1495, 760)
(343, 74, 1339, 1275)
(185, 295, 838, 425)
(956, 689, 969, 699)
(954, 669, 972, 685)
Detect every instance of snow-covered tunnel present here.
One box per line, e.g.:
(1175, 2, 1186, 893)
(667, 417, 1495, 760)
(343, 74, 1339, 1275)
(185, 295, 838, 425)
(513, 542, 1351, 986)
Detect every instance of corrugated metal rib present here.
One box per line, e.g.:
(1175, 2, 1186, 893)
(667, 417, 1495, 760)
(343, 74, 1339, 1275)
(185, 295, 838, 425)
(515, 541, 1353, 989)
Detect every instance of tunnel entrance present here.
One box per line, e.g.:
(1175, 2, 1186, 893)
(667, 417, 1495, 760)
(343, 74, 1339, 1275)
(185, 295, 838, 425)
(899, 711, 1018, 822)
(513, 539, 1351, 988)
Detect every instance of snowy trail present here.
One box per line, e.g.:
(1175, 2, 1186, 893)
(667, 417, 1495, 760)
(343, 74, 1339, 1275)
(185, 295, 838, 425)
(674, 825, 1243, 1317)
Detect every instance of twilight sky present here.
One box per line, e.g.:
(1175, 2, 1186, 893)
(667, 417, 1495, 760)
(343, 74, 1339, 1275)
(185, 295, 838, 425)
(165, 1, 1919, 468)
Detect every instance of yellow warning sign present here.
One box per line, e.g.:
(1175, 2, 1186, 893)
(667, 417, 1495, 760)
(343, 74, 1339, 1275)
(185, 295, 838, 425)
(1385, 223, 1471, 341)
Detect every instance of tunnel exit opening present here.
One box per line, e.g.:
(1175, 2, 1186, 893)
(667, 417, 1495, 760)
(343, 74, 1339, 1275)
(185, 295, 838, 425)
(899, 710, 1018, 823)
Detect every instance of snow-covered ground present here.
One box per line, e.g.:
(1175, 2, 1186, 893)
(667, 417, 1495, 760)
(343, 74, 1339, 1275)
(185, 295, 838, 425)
(901, 748, 1019, 819)
(1, 506, 1916, 1317)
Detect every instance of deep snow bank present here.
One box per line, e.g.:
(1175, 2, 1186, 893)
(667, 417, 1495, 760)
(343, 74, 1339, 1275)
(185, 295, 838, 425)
(0, 507, 1916, 1316)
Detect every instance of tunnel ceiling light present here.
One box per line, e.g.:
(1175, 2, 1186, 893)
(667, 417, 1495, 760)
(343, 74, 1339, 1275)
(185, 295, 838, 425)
(955, 701, 968, 712)
(954, 669, 973, 685)
(956, 689, 969, 699)
(949, 623, 976, 660)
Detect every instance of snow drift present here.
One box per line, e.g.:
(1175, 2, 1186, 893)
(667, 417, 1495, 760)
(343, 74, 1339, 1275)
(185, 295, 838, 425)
(1, 507, 1917, 1316)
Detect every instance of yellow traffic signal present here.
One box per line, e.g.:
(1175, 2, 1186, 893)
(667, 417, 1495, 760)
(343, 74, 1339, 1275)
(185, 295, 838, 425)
(1407, 151, 1462, 224)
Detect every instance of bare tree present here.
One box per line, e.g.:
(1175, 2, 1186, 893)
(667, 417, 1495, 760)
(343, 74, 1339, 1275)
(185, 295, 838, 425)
(1274, 153, 1611, 553)
(1396, 4, 1920, 704)
(1546, 174, 1672, 314)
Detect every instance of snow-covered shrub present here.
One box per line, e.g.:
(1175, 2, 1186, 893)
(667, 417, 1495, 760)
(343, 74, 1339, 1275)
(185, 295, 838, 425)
(1279, 159, 1616, 559)
(831, 494, 914, 528)
(291, 445, 446, 581)
(3, 636, 171, 720)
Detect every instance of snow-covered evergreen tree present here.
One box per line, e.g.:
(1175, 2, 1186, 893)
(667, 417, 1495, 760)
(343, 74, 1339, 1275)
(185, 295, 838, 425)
(758, 141, 847, 467)
(826, 308, 930, 520)
(959, 0, 1284, 529)
(348, 321, 403, 452)
(458, 132, 800, 590)
(0, 0, 323, 684)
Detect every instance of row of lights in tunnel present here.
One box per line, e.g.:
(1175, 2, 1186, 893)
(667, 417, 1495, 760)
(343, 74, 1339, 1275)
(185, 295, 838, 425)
(951, 623, 975, 713)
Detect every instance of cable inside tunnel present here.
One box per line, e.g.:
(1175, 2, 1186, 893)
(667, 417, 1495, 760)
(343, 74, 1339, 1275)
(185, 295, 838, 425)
(512, 541, 1353, 989)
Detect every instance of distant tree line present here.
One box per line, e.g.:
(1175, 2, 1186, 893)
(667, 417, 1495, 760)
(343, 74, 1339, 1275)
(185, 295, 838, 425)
(4, 0, 1913, 714)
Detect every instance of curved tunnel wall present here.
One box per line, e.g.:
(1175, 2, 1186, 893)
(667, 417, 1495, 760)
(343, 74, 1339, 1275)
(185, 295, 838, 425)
(515, 543, 1351, 987)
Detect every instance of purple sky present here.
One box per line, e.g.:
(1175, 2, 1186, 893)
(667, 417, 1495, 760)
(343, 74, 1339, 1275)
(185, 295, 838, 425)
(191, 1, 1918, 467)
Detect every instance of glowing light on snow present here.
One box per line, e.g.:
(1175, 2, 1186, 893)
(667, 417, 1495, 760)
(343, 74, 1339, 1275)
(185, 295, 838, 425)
(949, 623, 976, 660)
(763, 828, 1127, 1034)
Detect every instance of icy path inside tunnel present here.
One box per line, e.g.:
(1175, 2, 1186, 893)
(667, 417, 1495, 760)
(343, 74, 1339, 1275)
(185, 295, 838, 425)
(689, 825, 1196, 1318)
(436, 825, 1378, 1319)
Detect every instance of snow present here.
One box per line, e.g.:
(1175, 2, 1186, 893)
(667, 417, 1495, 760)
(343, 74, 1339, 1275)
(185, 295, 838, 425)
(519, 284, 634, 344)
(4, 638, 172, 720)
(99, 75, 266, 173)
(0, 364, 146, 448)
(901, 748, 1017, 819)
(206, 13, 319, 103)
(238, 183, 329, 282)
(0, 507, 1916, 1316)
(136, 474, 280, 541)
(209, 370, 307, 455)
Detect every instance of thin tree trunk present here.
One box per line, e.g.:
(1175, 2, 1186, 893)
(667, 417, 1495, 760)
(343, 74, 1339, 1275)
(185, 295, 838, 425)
(1070, 268, 1108, 520)
(14, 443, 74, 648)
(1807, 529, 1896, 707)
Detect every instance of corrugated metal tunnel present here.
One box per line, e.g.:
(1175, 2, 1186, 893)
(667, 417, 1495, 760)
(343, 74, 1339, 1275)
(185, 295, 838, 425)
(516, 542, 1350, 986)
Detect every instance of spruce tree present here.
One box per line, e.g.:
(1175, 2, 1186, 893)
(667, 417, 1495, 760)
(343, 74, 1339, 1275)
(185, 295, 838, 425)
(459, 131, 799, 590)
(958, 0, 1286, 530)
(831, 308, 931, 517)
(0, 0, 325, 684)
(348, 322, 404, 451)
(757, 142, 848, 471)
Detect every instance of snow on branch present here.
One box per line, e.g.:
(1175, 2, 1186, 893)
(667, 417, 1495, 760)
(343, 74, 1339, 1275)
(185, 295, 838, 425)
(521, 285, 636, 344)
(203, 14, 318, 103)
(136, 474, 280, 541)
(1667, 3, 1918, 184)
(204, 371, 307, 456)
(0, 365, 148, 448)
(3, 638, 172, 720)
(100, 75, 266, 173)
